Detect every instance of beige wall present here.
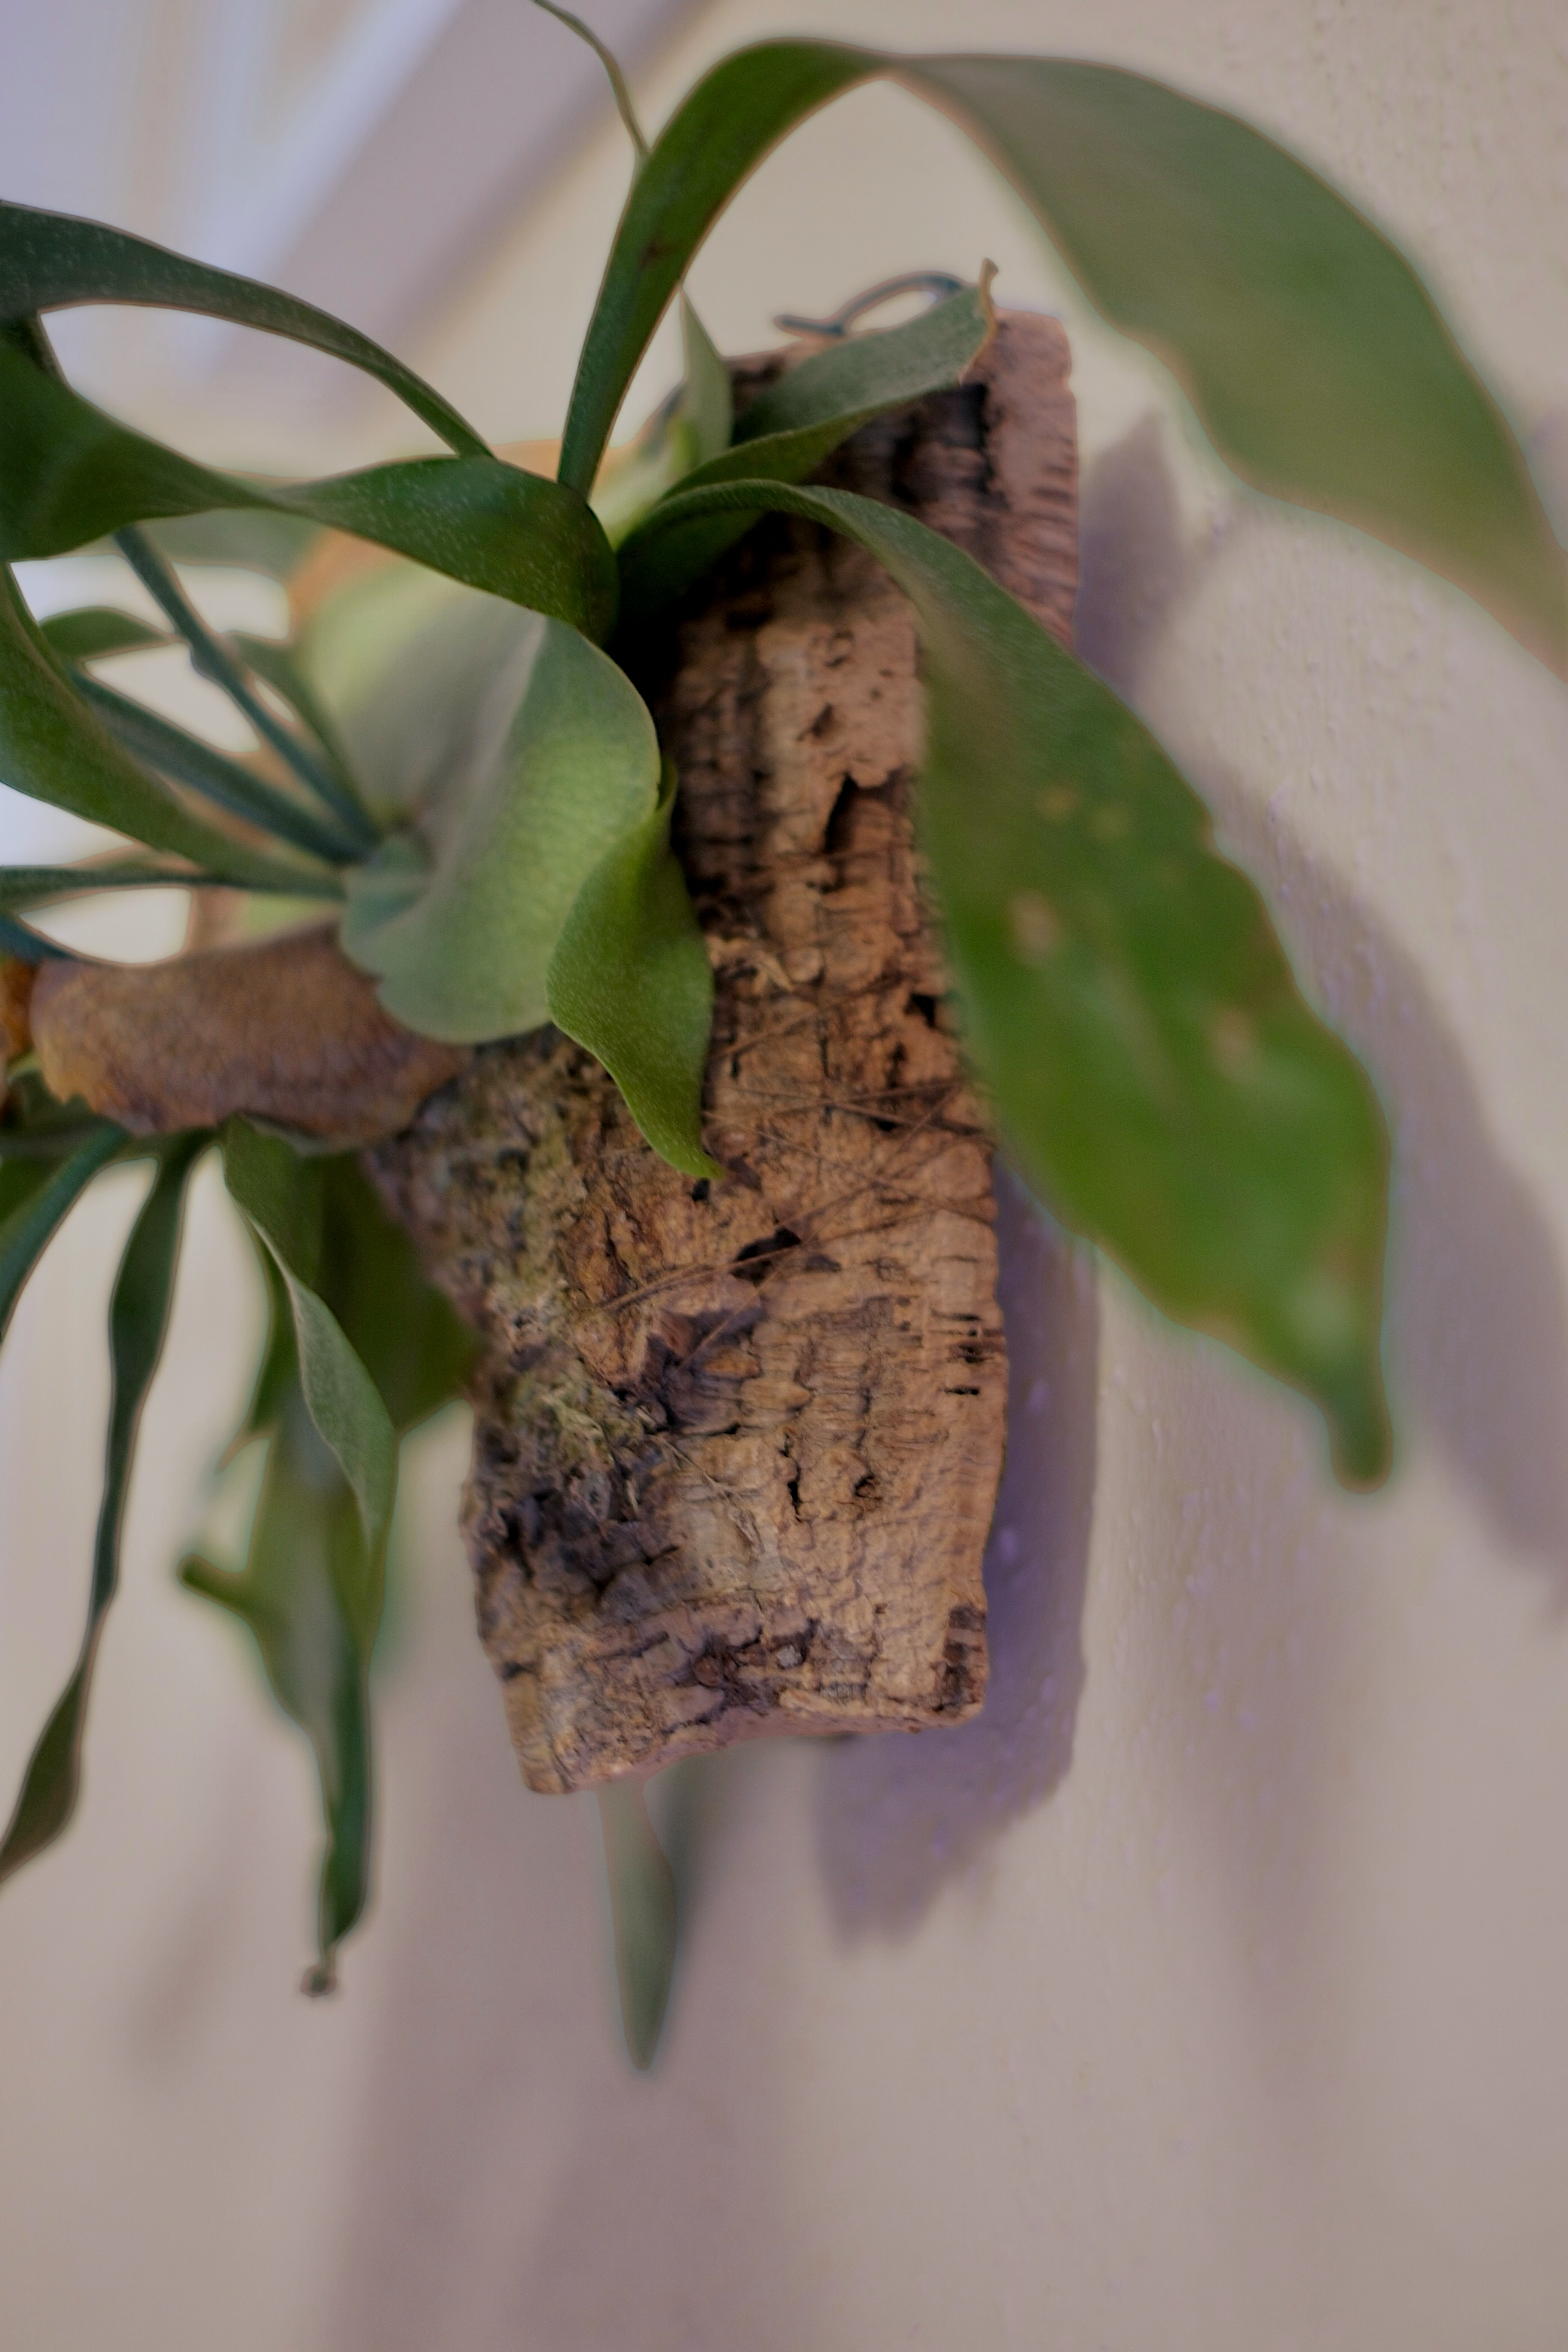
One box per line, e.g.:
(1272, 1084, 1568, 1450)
(3, 2, 1568, 2347)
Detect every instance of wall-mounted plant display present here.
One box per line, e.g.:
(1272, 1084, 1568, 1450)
(0, 8, 1560, 2057)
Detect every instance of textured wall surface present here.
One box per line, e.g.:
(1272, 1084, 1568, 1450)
(2, 2, 1566, 2347)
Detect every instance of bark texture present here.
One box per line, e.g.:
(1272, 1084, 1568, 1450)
(373, 313, 1078, 1792)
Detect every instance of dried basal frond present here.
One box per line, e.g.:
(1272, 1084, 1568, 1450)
(29, 925, 469, 1147)
(0, 957, 35, 1104)
(0, 957, 34, 1062)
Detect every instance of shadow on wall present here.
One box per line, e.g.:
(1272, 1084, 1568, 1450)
(1080, 411, 1568, 1600)
(815, 1171, 1098, 1938)
(814, 405, 1568, 1951)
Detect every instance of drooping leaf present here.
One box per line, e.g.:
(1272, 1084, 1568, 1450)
(315, 1156, 478, 1434)
(231, 1242, 299, 1459)
(75, 674, 363, 865)
(0, 1080, 94, 1218)
(547, 764, 718, 1178)
(0, 201, 485, 455)
(617, 275, 995, 611)
(182, 1383, 375, 1992)
(0, 1137, 201, 1887)
(338, 602, 661, 1044)
(0, 564, 336, 890)
(561, 41, 1566, 670)
(907, 56, 1567, 670)
(186, 1155, 461, 1989)
(596, 1779, 679, 2071)
(0, 1067, 113, 1156)
(38, 607, 167, 663)
(0, 346, 618, 639)
(0, 1153, 54, 1223)
(632, 476, 1391, 1483)
(0, 1121, 123, 1342)
(592, 296, 735, 549)
(219, 1120, 397, 1560)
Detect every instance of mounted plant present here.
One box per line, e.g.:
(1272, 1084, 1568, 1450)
(0, 9, 1562, 2055)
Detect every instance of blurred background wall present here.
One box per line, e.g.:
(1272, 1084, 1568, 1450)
(2, 2, 1567, 2347)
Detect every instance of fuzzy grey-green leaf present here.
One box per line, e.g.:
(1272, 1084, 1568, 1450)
(548, 765, 718, 1178)
(338, 599, 661, 1045)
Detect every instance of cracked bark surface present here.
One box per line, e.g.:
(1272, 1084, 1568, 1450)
(372, 312, 1078, 1792)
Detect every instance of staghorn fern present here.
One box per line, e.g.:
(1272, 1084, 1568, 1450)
(0, 6, 1562, 2032)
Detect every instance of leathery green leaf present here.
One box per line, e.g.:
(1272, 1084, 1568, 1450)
(617, 275, 995, 611)
(633, 478, 1391, 1483)
(597, 1780, 679, 2071)
(562, 40, 1564, 671)
(0, 1153, 54, 1226)
(681, 298, 734, 470)
(0, 1138, 201, 1888)
(338, 599, 661, 1045)
(548, 764, 718, 1178)
(0, 201, 484, 455)
(75, 674, 364, 866)
(0, 346, 617, 639)
(0, 859, 234, 909)
(231, 1244, 299, 1459)
(182, 1383, 375, 1992)
(111, 523, 373, 847)
(729, 274, 992, 448)
(0, 565, 336, 890)
(0, 1123, 124, 1344)
(557, 42, 870, 492)
(230, 634, 361, 806)
(220, 1122, 397, 1563)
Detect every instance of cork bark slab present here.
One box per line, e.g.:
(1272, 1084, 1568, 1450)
(373, 314, 1078, 1793)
